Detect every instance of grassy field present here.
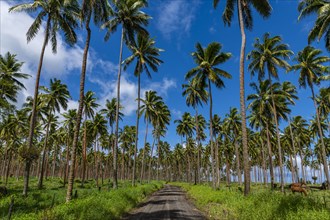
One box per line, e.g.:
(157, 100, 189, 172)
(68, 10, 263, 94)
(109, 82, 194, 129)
(0, 178, 163, 220)
(172, 182, 330, 220)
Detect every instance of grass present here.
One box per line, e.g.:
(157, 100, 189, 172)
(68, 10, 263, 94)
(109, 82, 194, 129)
(0, 177, 163, 220)
(172, 182, 330, 220)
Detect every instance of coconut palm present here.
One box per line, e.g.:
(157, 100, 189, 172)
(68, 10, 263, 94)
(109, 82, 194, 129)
(298, 0, 330, 51)
(247, 33, 293, 192)
(102, 0, 150, 189)
(66, 0, 110, 201)
(0, 52, 29, 111)
(182, 78, 208, 183)
(291, 46, 330, 188)
(123, 33, 163, 185)
(316, 87, 330, 134)
(38, 78, 70, 189)
(80, 91, 99, 186)
(9, 0, 79, 196)
(139, 90, 163, 181)
(213, 0, 272, 195)
(186, 41, 231, 188)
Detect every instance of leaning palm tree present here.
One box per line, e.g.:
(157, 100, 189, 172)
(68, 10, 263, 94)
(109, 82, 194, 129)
(66, 0, 111, 202)
(291, 46, 330, 188)
(185, 42, 231, 189)
(0, 52, 30, 111)
(213, 0, 272, 195)
(38, 78, 70, 189)
(123, 33, 163, 186)
(298, 0, 330, 51)
(9, 0, 79, 196)
(247, 33, 293, 192)
(102, 0, 150, 189)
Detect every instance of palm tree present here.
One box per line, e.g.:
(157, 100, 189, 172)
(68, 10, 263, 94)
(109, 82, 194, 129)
(213, 0, 272, 195)
(139, 90, 163, 181)
(316, 87, 330, 133)
(103, 0, 150, 189)
(182, 78, 208, 183)
(9, 0, 79, 196)
(298, 0, 330, 51)
(247, 33, 293, 192)
(81, 91, 99, 186)
(0, 52, 29, 111)
(224, 108, 242, 185)
(38, 78, 70, 189)
(291, 46, 330, 188)
(123, 33, 163, 186)
(186, 42, 231, 188)
(66, 0, 110, 202)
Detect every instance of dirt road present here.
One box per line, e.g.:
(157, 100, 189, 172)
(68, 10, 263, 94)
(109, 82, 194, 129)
(123, 185, 206, 220)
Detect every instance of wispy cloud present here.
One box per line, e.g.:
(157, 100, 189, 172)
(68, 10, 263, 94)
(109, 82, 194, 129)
(156, 0, 200, 39)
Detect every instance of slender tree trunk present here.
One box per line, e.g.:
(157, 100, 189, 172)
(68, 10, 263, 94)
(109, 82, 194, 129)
(157, 135, 161, 181)
(66, 15, 91, 202)
(5, 150, 12, 186)
(238, 0, 250, 195)
(311, 85, 330, 189)
(82, 115, 87, 186)
(299, 147, 305, 182)
(195, 109, 201, 184)
(132, 73, 141, 186)
(23, 17, 51, 196)
(266, 123, 275, 188)
(289, 155, 295, 183)
(140, 121, 149, 182)
(215, 135, 220, 188)
(52, 143, 57, 178)
(234, 140, 242, 185)
(261, 140, 267, 185)
(268, 76, 284, 192)
(208, 79, 216, 189)
(113, 27, 125, 189)
(38, 114, 51, 189)
(288, 117, 298, 182)
(148, 138, 156, 183)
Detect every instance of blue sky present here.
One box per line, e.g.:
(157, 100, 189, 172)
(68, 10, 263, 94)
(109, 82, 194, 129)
(1, 0, 329, 149)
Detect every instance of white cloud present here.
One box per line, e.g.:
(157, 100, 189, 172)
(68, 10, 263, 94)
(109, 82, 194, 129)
(1, 2, 84, 108)
(89, 60, 176, 116)
(156, 0, 200, 39)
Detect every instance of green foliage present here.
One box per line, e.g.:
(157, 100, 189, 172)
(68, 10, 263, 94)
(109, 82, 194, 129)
(173, 183, 330, 220)
(0, 177, 163, 219)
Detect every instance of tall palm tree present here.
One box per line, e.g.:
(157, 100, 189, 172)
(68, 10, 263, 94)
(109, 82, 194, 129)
(103, 0, 150, 189)
(9, 0, 79, 196)
(0, 52, 30, 111)
(316, 87, 330, 133)
(182, 78, 208, 183)
(213, 0, 272, 195)
(291, 46, 330, 188)
(186, 42, 231, 188)
(247, 33, 293, 192)
(66, 0, 110, 202)
(81, 91, 99, 186)
(298, 0, 330, 51)
(123, 33, 163, 186)
(38, 78, 70, 189)
(139, 90, 163, 181)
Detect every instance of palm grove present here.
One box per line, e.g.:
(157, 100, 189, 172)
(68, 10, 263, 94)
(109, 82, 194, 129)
(0, 0, 329, 202)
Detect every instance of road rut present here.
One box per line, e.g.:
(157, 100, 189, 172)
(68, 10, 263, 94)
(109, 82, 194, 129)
(123, 185, 206, 220)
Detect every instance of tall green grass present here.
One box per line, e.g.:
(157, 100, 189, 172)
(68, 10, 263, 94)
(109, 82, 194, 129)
(0, 177, 163, 220)
(173, 183, 330, 220)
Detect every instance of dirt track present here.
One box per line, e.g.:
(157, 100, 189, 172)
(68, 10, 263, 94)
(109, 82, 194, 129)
(123, 185, 206, 220)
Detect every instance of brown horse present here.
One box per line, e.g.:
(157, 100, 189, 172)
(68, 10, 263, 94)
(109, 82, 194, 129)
(289, 183, 307, 196)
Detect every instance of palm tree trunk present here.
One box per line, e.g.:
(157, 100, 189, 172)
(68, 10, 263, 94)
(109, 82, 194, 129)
(195, 108, 201, 184)
(234, 140, 242, 185)
(208, 79, 216, 189)
(148, 138, 156, 183)
(310, 85, 330, 189)
(140, 120, 149, 182)
(82, 116, 87, 186)
(215, 135, 220, 188)
(268, 76, 284, 192)
(38, 114, 51, 189)
(261, 140, 267, 185)
(5, 150, 12, 186)
(157, 135, 161, 181)
(266, 123, 275, 188)
(288, 117, 298, 182)
(238, 0, 250, 195)
(114, 27, 124, 189)
(23, 16, 51, 196)
(132, 73, 141, 186)
(66, 14, 91, 202)
(52, 143, 57, 178)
